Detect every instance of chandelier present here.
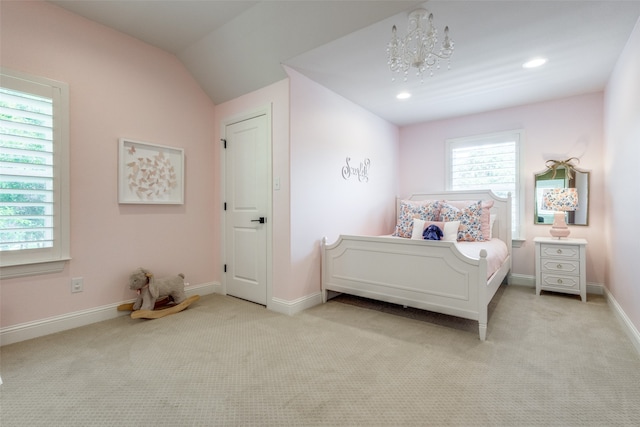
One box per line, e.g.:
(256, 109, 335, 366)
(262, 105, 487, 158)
(386, 9, 454, 82)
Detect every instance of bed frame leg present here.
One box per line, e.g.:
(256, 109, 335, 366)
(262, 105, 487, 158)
(321, 237, 327, 304)
(478, 323, 487, 341)
(478, 304, 488, 341)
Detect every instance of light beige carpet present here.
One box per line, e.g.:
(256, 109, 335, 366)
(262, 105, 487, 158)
(1, 285, 639, 426)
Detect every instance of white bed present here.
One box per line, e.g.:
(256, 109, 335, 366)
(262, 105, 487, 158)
(321, 190, 512, 341)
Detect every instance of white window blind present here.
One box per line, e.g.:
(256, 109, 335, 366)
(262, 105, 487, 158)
(1, 69, 69, 278)
(1, 87, 55, 250)
(446, 130, 523, 239)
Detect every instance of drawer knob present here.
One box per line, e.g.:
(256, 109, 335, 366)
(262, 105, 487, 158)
(557, 264, 563, 269)
(557, 279, 563, 284)
(557, 249, 563, 254)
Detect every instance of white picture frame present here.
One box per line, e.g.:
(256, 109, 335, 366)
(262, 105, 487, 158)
(118, 138, 184, 204)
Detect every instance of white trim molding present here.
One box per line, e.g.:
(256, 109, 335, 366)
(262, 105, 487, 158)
(0, 281, 218, 347)
(604, 288, 640, 355)
(270, 292, 323, 316)
(1, 259, 70, 279)
(0, 68, 70, 277)
(508, 273, 535, 287)
(508, 273, 604, 296)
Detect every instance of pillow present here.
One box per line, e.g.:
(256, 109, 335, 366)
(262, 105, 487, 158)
(441, 200, 494, 240)
(394, 200, 440, 238)
(423, 220, 460, 242)
(439, 200, 493, 241)
(489, 214, 497, 239)
(411, 218, 428, 240)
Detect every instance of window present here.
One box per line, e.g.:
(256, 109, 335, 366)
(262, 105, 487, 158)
(445, 130, 524, 240)
(1, 68, 70, 278)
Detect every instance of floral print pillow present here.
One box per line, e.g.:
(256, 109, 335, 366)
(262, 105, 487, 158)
(439, 200, 488, 242)
(393, 200, 440, 238)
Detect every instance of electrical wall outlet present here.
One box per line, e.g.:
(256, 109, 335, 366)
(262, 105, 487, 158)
(71, 277, 84, 293)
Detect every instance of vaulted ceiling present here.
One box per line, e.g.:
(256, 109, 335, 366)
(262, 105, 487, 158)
(50, 1, 640, 126)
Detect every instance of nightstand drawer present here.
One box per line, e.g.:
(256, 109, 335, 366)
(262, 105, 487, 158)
(540, 259, 580, 275)
(540, 244, 580, 260)
(540, 273, 580, 290)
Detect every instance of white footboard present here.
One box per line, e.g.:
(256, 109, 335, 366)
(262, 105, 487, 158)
(321, 235, 494, 340)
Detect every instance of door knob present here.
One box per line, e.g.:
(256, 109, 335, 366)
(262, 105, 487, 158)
(251, 217, 266, 224)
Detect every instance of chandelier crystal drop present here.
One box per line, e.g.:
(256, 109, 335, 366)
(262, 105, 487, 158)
(386, 9, 454, 82)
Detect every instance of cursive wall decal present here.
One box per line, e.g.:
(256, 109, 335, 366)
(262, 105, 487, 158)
(342, 157, 370, 183)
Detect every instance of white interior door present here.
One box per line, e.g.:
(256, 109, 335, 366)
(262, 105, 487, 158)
(224, 114, 269, 305)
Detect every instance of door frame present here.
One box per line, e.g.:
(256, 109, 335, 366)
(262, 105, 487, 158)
(220, 105, 273, 309)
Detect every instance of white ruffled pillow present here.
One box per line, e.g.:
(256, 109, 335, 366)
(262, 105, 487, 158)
(411, 220, 461, 242)
(411, 219, 427, 239)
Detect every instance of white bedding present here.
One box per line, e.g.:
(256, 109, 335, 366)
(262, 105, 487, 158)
(455, 238, 509, 279)
(381, 235, 508, 279)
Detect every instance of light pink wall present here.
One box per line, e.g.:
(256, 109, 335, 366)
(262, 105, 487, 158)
(399, 93, 605, 284)
(213, 79, 291, 301)
(214, 68, 400, 303)
(604, 19, 640, 332)
(287, 67, 400, 300)
(3, 0, 633, 336)
(1, 1, 217, 327)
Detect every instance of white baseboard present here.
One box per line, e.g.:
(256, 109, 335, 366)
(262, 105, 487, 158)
(0, 281, 219, 347)
(508, 273, 604, 295)
(186, 281, 221, 296)
(269, 292, 323, 316)
(508, 273, 535, 287)
(603, 288, 640, 355)
(587, 283, 605, 295)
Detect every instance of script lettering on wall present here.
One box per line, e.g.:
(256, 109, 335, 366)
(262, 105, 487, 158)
(341, 157, 370, 183)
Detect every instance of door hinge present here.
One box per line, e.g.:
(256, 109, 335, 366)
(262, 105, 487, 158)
(221, 138, 227, 149)
(224, 264, 227, 273)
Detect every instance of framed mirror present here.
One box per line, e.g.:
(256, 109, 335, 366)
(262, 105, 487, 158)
(534, 166, 589, 225)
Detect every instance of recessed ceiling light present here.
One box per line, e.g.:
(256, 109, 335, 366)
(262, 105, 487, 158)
(523, 57, 547, 69)
(396, 92, 411, 100)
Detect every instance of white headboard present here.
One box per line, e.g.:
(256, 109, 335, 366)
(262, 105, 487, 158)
(397, 190, 512, 253)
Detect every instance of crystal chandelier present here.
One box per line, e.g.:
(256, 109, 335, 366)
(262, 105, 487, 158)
(386, 9, 454, 82)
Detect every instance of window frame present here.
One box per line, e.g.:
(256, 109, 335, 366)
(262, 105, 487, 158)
(1, 68, 70, 278)
(445, 129, 525, 241)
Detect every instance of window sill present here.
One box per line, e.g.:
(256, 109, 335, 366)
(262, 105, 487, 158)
(0, 258, 70, 280)
(512, 239, 525, 248)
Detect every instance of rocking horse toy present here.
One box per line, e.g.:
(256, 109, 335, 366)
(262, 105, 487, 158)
(117, 267, 199, 319)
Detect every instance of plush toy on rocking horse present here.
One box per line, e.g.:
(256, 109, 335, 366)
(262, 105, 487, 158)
(117, 267, 199, 319)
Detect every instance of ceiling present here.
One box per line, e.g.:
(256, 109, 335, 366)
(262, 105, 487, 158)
(49, 1, 640, 126)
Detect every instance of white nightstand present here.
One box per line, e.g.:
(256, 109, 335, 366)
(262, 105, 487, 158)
(534, 237, 587, 302)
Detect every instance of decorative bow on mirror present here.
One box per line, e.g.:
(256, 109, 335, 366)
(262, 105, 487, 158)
(545, 157, 580, 180)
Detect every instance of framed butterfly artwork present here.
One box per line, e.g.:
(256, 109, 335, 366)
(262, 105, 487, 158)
(118, 138, 184, 204)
